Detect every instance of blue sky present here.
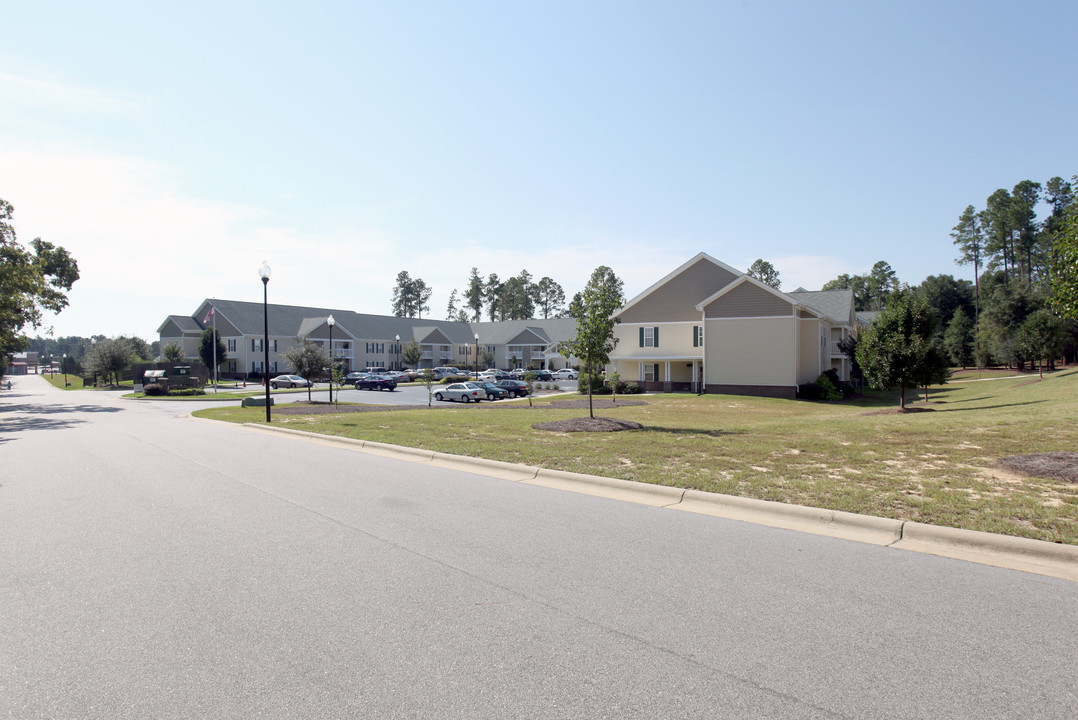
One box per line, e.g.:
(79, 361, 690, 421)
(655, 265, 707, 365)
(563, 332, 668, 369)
(3, 1, 1075, 340)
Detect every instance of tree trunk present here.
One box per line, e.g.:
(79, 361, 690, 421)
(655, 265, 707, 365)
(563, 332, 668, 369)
(899, 384, 906, 411)
(586, 352, 594, 419)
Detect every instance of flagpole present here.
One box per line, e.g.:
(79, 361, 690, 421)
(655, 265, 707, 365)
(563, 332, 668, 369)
(212, 298, 217, 394)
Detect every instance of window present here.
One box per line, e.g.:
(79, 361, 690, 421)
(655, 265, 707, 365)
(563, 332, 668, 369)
(643, 363, 659, 382)
(227, 338, 236, 352)
(270, 361, 278, 373)
(693, 325, 704, 347)
(252, 361, 263, 373)
(640, 326, 659, 347)
(227, 361, 236, 373)
(272, 339, 278, 352)
(252, 338, 263, 352)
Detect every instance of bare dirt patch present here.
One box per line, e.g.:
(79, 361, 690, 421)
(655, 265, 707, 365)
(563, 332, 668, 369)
(532, 416, 644, 433)
(998, 452, 1078, 483)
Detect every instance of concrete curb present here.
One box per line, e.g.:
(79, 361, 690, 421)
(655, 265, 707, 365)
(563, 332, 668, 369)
(895, 522, 1078, 582)
(239, 421, 1077, 582)
(674, 490, 905, 546)
(528, 469, 685, 507)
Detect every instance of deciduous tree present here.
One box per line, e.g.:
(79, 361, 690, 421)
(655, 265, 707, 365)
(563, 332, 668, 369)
(558, 266, 624, 418)
(1016, 309, 1065, 377)
(855, 290, 938, 410)
(0, 198, 80, 364)
(282, 336, 331, 401)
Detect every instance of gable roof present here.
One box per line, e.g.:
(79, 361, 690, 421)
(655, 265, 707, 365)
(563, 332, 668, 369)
(695, 275, 813, 316)
(157, 315, 203, 335)
(787, 289, 855, 326)
(617, 252, 743, 323)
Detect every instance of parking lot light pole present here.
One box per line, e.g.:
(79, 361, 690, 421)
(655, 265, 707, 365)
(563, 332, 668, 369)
(62, 354, 68, 387)
(395, 334, 400, 371)
(327, 314, 335, 403)
(259, 261, 272, 422)
(474, 333, 479, 377)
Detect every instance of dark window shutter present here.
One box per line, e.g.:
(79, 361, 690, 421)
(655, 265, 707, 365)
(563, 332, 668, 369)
(639, 327, 645, 347)
(653, 327, 659, 347)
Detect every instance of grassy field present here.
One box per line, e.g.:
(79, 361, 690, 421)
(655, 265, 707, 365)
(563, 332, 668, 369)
(194, 368, 1078, 544)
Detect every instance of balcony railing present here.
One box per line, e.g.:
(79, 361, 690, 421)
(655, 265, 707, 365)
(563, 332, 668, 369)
(831, 341, 844, 355)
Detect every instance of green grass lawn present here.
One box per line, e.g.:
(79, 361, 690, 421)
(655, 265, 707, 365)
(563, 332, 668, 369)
(41, 373, 85, 390)
(194, 368, 1078, 544)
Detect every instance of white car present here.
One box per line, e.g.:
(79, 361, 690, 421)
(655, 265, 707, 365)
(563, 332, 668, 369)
(553, 369, 577, 380)
(269, 374, 311, 389)
(477, 371, 498, 382)
(433, 382, 484, 403)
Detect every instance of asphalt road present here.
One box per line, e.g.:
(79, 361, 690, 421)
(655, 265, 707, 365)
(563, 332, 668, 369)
(2, 376, 1076, 719)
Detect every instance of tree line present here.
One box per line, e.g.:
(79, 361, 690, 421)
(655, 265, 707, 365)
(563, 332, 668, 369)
(813, 174, 1077, 407)
(392, 267, 570, 321)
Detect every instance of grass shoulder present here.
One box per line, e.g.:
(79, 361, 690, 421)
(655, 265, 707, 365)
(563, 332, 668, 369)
(194, 369, 1078, 544)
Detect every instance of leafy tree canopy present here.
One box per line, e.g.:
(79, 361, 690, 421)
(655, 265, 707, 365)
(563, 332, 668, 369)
(558, 265, 624, 418)
(855, 290, 939, 410)
(0, 198, 80, 362)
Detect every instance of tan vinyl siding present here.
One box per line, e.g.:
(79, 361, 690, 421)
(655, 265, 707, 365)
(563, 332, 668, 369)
(612, 323, 702, 359)
(619, 258, 738, 323)
(704, 282, 792, 318)
(797, 318, 824, 385)
(705, 317, 795, 386)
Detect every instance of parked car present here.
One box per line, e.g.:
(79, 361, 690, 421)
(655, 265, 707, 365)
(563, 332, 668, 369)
(269, 374, 311, 389)
(479, 382, 510, 400)
(433, 382, 484, 403)
(355, 375, 397, 391)
(524, 369, 552, 381)
(477, 370, 498, 382)
(494, 379, 529, 398)
(343, 372, 370, 383)
(553, 369, 577, 380)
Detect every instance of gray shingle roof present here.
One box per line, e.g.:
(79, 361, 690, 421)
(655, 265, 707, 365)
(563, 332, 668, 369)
(178, 299, 578, 344)
(787, 289, 854, 325)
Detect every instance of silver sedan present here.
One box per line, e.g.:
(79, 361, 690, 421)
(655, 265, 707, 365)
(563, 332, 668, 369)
(432, 382, 484, 403)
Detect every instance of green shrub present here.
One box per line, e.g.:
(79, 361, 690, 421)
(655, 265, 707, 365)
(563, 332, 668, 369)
(169, 387, 206, 396)
(797, 382, 823, 400)
(143, 383, 168, 396)
(623, 382, 642, 394)
(814, 371, 841, 401)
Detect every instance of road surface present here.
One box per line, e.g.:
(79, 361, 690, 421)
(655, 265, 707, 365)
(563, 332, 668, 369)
(2, 375, 1075, 719)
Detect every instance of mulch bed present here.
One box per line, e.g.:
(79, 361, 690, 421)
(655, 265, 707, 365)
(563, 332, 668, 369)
(532, 416, 644, 433)
(998, 453, 1078, 483)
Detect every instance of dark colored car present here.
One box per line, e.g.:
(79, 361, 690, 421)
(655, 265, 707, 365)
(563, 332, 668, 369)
(355, 376, 397, 391)
(527, 370, 553, 381)
(479, 382, 510, 400)
(494, 379, 529, 398)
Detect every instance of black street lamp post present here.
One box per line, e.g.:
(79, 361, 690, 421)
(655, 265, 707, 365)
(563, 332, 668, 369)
(473, 333, 479, 377)
(62, 354, 68, 387)
(259, 261, 272, 422)
(327, 314, 335, 403)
